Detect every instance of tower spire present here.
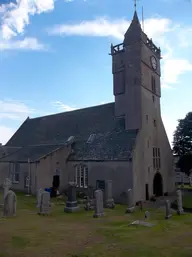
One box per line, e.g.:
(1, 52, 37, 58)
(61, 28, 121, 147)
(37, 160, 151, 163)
(134, 0, 137, 11)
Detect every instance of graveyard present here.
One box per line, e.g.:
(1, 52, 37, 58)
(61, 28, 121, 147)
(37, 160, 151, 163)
(0, 191, 192, 257)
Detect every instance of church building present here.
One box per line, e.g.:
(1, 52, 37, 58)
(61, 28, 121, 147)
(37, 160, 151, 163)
(0, 10, 175, 203)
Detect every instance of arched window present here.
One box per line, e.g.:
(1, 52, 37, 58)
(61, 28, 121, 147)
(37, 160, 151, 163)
(75, 164, 88, 188)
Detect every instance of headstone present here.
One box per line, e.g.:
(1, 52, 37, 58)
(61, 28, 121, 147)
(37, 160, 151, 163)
(84, 196, 94, 211)
(145, 211, 150, 220)
(165, 200, 172, 219)
(93, 190, 104, 218)
(104, 180, 115, 209)
(189, 177, 192, 187)
(64, 183, 79, 213)
(3, 190, 17, 217)
(125, 189, 135, 213)
(176, 190, 184, 215)
(129, 220, 155, 227)
(38, 191, 51, 215)
(3, 178, 12, 200)
(36, 188, 44, 208)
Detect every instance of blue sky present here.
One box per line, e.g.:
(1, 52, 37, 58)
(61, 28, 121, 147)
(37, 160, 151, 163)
(0, 0, 192, 145)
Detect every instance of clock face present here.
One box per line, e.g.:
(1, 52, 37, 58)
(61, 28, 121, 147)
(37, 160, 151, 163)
(151, 56, 157, 70)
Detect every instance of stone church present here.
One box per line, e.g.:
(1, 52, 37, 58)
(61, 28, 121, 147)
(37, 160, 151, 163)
(0, 11, 175, 203)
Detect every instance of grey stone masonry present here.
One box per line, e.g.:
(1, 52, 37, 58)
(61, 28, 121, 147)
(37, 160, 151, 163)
(104, 180, 115, 209)
(176, 190, 184, 215)
(38, 191, 51, 215)
(165, 200, 172, 219)
(125, 189, 135, 213)
(64, 183, 79, 213)
(93, 190, 104, 218)
(3, 190, 17, 217)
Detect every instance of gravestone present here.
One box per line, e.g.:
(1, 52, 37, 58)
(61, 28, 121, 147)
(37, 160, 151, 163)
(38, 191, 51, 215)
(64, 183, 79, 213)
(145, 211, 150, 220)
(125, 189, 135, 213)
(3, 178, 12, 200)
(165, 200, 172, 219)
(93, 190, 104, 218)
(36, 188, 44, 208)
(129, 220, 155, 227)
(189, 177, 192, 187)
(104, 180, 115, 209)
(3, 190, 17, 217)
(176, 190, 184, 215)
(84, 196, 94, 211)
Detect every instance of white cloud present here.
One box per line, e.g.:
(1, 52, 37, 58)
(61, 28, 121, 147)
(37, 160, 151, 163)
(52, 101, 77, 112)
(1, 0, 55, 40)
(0, 126, 15, 145)
(0, 37, 46, 51)
(0, 99, 34, 121)
(47, 17, 172, 41)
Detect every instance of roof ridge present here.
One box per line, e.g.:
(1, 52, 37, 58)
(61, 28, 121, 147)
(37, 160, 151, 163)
(30, 102, 114, 121)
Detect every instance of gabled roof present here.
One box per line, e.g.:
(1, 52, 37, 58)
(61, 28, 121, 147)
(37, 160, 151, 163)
(68, 130, 137, 161)
(0, 144, 65, 163)
(6, 103, 117, 147)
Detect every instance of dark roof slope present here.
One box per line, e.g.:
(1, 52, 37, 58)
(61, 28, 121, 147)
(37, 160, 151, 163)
(69, 130, 137, 161)
(0, 144, 65, 163)
(6, 103, 118, 147)
(0, 146, 21, 158)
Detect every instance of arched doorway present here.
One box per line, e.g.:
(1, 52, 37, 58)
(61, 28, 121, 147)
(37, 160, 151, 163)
(153, 172, 163, 197)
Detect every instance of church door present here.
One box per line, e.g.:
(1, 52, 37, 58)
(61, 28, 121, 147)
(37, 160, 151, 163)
(153, 173, 163, 197)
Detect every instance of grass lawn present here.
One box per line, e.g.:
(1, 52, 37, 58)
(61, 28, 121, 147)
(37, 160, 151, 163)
(177, 185, 192, 190)
(0, 193, 192, 257)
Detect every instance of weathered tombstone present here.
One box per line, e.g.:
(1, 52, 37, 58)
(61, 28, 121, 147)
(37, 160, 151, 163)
(3, 178, 12, 200)
(84, 196, 94, 211)
(189, 176, 192, 187)
(36, 188, 44, 208)
(176, 189, 184, 215)
(64, 183, 79, 213)
(145, 211, 150, 220)
(125, 189, 135, 213)
(38, 191, 51, 215)
(165, 200, 172, 219)
(104, 180, 115, 209)
(3, 190, 17, 217)
(93, 190, 104, 218)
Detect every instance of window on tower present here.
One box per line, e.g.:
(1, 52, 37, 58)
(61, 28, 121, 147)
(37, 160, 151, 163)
(153, 147, 161, 169)
(151, 75, 156, 94)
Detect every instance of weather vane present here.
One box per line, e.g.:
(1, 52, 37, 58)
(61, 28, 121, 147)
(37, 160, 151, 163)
(134, 0, 140, 11)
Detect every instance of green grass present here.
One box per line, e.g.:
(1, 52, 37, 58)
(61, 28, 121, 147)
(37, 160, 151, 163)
(0, 193, 192, 257)
(177, 185, 192, 190)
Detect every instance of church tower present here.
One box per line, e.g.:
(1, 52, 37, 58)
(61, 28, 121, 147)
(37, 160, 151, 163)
(111, 10, 174, 201)
(111, 10, 161, 130)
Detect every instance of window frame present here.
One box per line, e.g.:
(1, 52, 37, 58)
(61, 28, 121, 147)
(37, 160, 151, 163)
(75, 164, 88, 188)
(12, 163, 20, 184)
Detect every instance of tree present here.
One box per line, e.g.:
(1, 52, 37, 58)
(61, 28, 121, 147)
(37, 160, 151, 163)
(173, 112, 192, 175)
(176, 154, 192, 176)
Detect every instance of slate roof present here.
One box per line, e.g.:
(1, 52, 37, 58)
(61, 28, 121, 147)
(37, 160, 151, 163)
(6, 103, 118, 147)
(0, 146, 21, 158)
(0, 144, 64, 163)
(68, 130, 137, 161)
(4, 102, 138, 161)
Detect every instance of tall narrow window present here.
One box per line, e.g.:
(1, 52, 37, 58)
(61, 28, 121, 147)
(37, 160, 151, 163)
(151, 75, 156, 94)
(152, 147, 161, 169)
(13, 163, 20, 183)
(153, 119, 157, 127)
(75, 164, 88, 188)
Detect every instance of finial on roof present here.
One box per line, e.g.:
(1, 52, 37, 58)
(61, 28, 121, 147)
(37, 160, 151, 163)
(134, 0, 137, 11)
